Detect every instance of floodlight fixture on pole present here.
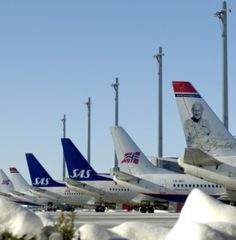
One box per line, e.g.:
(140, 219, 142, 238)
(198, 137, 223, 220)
(61, 114, 66, 179)
(111, 77, 119, 168)
(154, 47, 164, 160)
(214, 1, 229, 130)
(85, 97, 91, 164)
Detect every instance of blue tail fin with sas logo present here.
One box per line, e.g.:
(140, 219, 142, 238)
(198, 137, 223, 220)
(25, 153, 64, 187)
(61, 138, 111, 181)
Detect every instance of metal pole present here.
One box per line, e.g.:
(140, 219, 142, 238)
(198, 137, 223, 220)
(61, 114, 66, 179)
(154, 47, 164, 160)
(85, 97, 91, 164)
(112, 77, 119, 168)
(215, 1, 229, 130)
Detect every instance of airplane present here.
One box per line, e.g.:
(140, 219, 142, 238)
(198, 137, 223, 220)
(25, 153, 96, 210)
(61, 138, 165, 213)
(0, 168, 29, 204)
(173, 81, 236, 202)
(0, 169, 14, 193)
(110, 125, 226, 206)
(5, 167, 52, 207)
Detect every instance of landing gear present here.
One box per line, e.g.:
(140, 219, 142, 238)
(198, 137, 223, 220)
(147, 206, 154, 213)
(140, 206, 147, 213)
(95, 206, 106, 212)
(139, 206, 155, 213)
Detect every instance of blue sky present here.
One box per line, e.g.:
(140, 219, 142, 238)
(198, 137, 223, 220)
(0, 1, 235, 182)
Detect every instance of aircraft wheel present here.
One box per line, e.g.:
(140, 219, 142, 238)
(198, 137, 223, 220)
(148, 206, 154, 213)
(95, 206, 105, 212)
(100, 206, 105, 212)
(95, 206, 100, 212)
(140, 206, 147, 213)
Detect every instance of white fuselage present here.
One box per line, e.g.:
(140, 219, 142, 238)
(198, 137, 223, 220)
(115, 172, 225, 203)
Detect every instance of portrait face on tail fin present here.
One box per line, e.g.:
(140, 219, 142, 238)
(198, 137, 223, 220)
(184, 102, 211, 152)
(173, 81, 236, 156)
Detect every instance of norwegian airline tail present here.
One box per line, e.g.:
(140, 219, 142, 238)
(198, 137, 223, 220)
(9, 167, 31, 192)
(110, 126, 158, 175)
(61, 138, 111, 181)
(0, 169, 14, 193)
(173, 81, 236, 157)
(25, 153, 64, 187)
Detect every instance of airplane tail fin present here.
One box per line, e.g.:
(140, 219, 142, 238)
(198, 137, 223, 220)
(9, 167, 30, 192)
(110, 126, 158, 175)
(173, 81, 236, 156)
(61, 138, 110, 181)
(0, 169, 14, 193)
(25, 153, 64, 187)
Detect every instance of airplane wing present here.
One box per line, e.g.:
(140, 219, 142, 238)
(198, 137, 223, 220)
(113, 170, 172, 194)
(64, 177, 111, 198)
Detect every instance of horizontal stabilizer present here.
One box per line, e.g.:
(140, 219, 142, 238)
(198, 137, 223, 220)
(64, 177, 108, 198)
(0, 191, 12, 198)
(10, 190, 25, 196)
(29, 186, 61, 201)
(178, 156, 236, 191)
(113, 170, 171, 194)
(113, 170, 140, 182)
(184, 148, 222, 167)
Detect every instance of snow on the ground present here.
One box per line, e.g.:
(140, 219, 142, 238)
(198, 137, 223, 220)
(0, 196, 43, 238)
(36, 210, 56, 226)
(78, 222, 170, 240)
(165, 189, 236, 240)
(2, 189, 236, 239)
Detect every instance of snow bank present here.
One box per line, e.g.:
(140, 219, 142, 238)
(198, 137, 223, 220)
(111, 221, 170, 240)
(2, 189, 236, 240)
(77, 222, 170, 240)
(36, 211, 56, 226)
(77, 224, 118, 240)
(0, 196, 43, 238)
(166, 189, 236, 240)
(76, 189, 236, 240)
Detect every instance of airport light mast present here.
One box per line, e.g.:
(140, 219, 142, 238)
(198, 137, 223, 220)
(215, 1, 229, 130)
(61, 114, 66, 179)
(85, 97, 91, 164)
(112, 77, 119, 169)
(154, 47, 164, 160)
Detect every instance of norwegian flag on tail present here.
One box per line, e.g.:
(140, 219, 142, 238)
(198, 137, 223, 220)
(1, 179, 9, 185)
(9, 168, 18, 173)
(121, 152, 140, 164)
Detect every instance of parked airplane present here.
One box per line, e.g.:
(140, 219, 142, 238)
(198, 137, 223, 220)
(61, 138, 164, 212)
(25, 153, 94, 210)
(0, 168, 30, 204)
(0, 169, 14, 193)
(7, 167, 51, 207)
(110, 126, 226, 206)
(173, 81, 236, 201)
